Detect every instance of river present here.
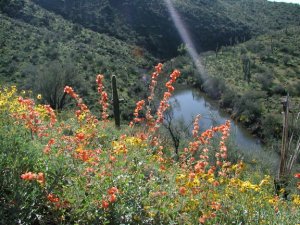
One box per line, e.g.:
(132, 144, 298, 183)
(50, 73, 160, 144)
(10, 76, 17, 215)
(170, 87, 262, 151)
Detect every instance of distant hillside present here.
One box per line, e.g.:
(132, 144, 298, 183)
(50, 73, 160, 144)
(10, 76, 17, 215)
(0, 0, 155, 115)
(32, 0, 300, 58)
(165, 26, 300, 139)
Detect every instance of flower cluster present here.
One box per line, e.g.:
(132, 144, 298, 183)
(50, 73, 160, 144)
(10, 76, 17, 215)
(96, 74, 109, 121)
(129, 100, 145, 127)
(7, 63, 298, 224)
(21, 172, 45, 185)
(101, 187, 119, 209)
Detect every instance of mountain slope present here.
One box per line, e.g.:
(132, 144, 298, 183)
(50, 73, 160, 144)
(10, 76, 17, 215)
(0, 1, 153, 85)
(32, 0, 300, 58)
(165, 26, 300, 139)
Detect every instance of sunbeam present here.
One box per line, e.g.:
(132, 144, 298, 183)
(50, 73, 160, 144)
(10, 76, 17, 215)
(163, 0, 207, 79)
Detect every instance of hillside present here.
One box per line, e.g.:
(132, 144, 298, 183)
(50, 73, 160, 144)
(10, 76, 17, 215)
(1, 1, 300, 223)
(166, 26, 300, 140)
(0, 0, 154, 113)
(32, 0, 300, 57)
(1, 0, 300, 135)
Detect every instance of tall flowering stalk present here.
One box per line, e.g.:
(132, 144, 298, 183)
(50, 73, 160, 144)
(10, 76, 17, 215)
(16, 97, 44, 139)
(129, 100, 145, 127)
(96, 74, 109, 122)
(149, 69, 181, 133)
(145, 63, 163, 129)
(44, 105, 57, 127)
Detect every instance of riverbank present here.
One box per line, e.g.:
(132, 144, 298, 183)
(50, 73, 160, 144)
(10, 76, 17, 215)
(171, 86, 263, 150)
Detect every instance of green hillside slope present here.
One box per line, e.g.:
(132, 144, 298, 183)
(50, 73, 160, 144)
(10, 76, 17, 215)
(0, 0, 154, 112)
(166, 26, 300, 140)
(32, 0, 300, 57)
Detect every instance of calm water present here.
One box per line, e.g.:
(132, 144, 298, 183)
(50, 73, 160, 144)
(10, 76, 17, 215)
(170, 88, 262, 151)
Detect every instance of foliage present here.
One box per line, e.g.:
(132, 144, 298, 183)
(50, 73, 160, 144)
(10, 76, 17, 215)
(0, 0, 154, 111)
(0, 66, 299, 224)
(169, 26, 300, 141)
(32, 0, 300, 57)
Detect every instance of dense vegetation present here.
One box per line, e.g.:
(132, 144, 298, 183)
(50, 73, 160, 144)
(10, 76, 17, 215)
(0, 70, 299, 224)
(165, 26, 300, 141)
(0, 0, 155, 117)
(32, 0, 300, 57)
(1, 0, 300, 223)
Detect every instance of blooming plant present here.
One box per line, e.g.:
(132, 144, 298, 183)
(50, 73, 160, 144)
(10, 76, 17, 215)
(0, 64, 299, 224)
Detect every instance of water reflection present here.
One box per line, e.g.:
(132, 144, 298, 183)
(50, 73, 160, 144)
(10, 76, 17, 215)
(170, 88, 262, 151)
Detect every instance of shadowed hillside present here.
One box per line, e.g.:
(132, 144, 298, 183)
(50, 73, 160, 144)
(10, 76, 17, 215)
(32, 0, 300, 57)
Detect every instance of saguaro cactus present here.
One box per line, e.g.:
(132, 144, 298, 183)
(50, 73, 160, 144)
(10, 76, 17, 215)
(111, 75, 120, 128)
(242, 55, 251, 83)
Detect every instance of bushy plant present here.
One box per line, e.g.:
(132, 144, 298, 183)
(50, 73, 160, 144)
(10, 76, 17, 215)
(0, 65, 299, 224)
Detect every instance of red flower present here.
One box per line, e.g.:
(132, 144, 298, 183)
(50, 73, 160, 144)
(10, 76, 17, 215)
(294, 173, 300, 179)
(179, 187, 187, 195)
(102, 200, 109, 209)
(21, 172, 36, 181)
(47, 193, 59, 203)
(109, 194, 117, 203)
(76, 133, 85, 141)
(107, 187, 119, 195)
(36, 172, 45, 185)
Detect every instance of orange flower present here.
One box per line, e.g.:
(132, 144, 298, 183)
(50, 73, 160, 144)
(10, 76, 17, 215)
(76, 133, 85, 141)
(109, 194, 117, 203)
(294, 173, 300, 179)
(211, 201, 221, 210)
(47, 193, 59, 203)
(21, 172, 37, 181)
(179, 187, 187, 195)
(102, 200, 109, 209)
(36, 172, 45, 185)
(155, 63, 163, 73)
(199, 215, 208, 224)
(107, 187, 119, 195)
(109, 155, 116, 162)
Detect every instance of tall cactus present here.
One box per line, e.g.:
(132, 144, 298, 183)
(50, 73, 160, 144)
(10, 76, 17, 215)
(242, 55, 251, 83)
(111, 75, 120, 128)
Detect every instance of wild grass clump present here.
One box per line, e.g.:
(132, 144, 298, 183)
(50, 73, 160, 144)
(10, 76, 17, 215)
(0, 65, 299, 224)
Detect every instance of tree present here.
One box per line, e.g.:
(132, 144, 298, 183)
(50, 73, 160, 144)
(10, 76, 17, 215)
(25, 60, 84, 110)
(0, 0, 24, 16)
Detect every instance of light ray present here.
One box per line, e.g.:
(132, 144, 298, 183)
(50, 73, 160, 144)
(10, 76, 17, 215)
(163, 0, 207, 79)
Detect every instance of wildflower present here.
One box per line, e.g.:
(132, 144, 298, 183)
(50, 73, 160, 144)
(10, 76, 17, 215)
(102, 200, 109, 209)
(36, 172, 45, 185)
(155, 63, 163, 73)
(179, 187, 187, 195)
(21, 172, 36, 181)
(211, 202, 221, 211)
(130, 100, 145, 127)
(96, 74, 109, 121)
(292, 195, 300, 205)
(37, 94, 42, 99)
(107, 187, 119, 195)
(109, 194, 117, 203)
(192, 115, 201, 138)
(109, 155, 116, 162)
(199, 215, 208, 224)
(47, 193, 59, 203)
(294, 173, 300, 179)
(76, 133, 85, 141)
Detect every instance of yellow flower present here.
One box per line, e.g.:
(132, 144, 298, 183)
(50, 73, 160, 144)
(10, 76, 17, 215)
(292, 195, 300, 206)
(37, 94, 42, 99)
(176, 174, 186, 183)
(192, 178, 200, 186)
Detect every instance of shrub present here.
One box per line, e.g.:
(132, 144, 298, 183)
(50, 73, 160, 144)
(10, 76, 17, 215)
(1, 65, 299, 224)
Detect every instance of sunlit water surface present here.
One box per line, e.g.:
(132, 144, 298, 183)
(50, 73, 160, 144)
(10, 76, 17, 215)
(170, 88, 262, 151)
